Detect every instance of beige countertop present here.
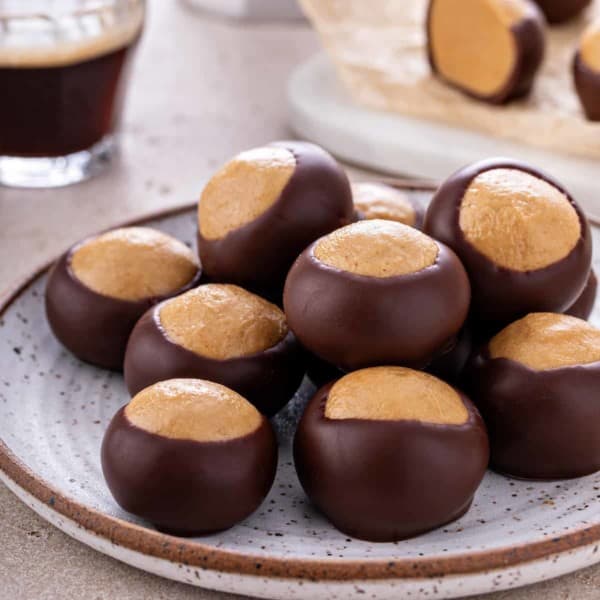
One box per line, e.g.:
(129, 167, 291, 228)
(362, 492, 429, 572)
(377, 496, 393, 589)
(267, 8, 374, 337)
(0, 2, 599, 598)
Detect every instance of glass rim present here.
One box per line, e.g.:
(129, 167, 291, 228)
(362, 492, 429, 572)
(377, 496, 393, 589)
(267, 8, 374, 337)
(0, 0, 144, 22)
(0, 0, 144, 65)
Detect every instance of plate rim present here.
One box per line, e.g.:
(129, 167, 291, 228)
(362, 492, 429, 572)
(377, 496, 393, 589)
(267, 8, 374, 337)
(2, 196, 600, 582)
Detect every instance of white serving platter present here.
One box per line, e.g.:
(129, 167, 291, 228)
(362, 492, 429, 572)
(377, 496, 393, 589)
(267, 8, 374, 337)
(288, 53, 600, 221)
(182, 0, 304, 20)
(1, 198, 600, 600)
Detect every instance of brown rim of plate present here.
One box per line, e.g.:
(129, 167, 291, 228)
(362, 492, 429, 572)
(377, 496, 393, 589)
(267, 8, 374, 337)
(1, 196, 600, 582)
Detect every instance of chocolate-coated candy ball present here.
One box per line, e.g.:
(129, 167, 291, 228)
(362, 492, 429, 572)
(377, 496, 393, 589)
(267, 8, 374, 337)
(102, 379, 277, 536)
(294, 367, 489, 541)
(466, 313, 600, 480)
(284, 219, 470, 371)
(352, 182, 424, 229)
(197, 142, 353, 298)
(45, 227, 201, 370)
(424, 159, 592, 328)
(427, 0, 545, 104)
(124, 283, 305, 417)
(574, 21, 600, 122)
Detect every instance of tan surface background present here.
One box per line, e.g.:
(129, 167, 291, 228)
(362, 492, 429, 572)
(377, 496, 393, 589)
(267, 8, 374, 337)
(0, 1, 599, 598)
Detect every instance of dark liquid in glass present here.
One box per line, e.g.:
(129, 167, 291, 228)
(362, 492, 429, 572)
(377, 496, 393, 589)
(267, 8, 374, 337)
(0, 41, 137, 157)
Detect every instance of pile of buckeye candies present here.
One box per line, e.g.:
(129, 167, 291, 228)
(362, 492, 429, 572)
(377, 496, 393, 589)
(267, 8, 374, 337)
(46, 142, 599, 542)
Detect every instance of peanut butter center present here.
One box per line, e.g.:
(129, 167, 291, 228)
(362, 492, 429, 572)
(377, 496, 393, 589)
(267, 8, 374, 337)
(429, 0, 527, 97)
(70, 227, 199, 302)
(198, 146, 296, 240)
(581, 21, 600, 72)
(489, 312, 600, 370)
(459, 169, 581, 271)
(125, 379, 262, 442)
(352, 182, 416, 226)
(313, 219, 438, 278)
(325, 367, 468, 425)
(158, 284, 288, 360)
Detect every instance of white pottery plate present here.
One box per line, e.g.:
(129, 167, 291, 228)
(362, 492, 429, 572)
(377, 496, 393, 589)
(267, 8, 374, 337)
(2, 194, 600, 600)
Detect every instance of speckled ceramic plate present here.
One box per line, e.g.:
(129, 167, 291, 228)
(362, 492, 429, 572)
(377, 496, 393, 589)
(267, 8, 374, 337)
(2, 189, 600, 600)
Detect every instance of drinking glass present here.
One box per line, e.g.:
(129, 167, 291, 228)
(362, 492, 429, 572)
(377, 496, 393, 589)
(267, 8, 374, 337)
(0, 0, 145, 188)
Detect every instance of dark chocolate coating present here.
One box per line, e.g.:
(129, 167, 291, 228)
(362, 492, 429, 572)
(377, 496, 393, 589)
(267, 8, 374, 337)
(294, 382, 489, 542)
(45, 250, 201, 371)
(197, 141, 354, 299)
(413, 200, 425, 230)
(466, 349, 600, 480)
(424, 158, 592, 328)
(427, 324, 473, 386)
(533, 0, 591, 24)
(426, 1, 545, 104)
(305, 352, 345, 389)
(124, 305, 306, 417)
(565, 269, 597, 320)
(102, 407, 277, 535)
(283, 240, 471, 372)
(574, 52, 600, 122)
